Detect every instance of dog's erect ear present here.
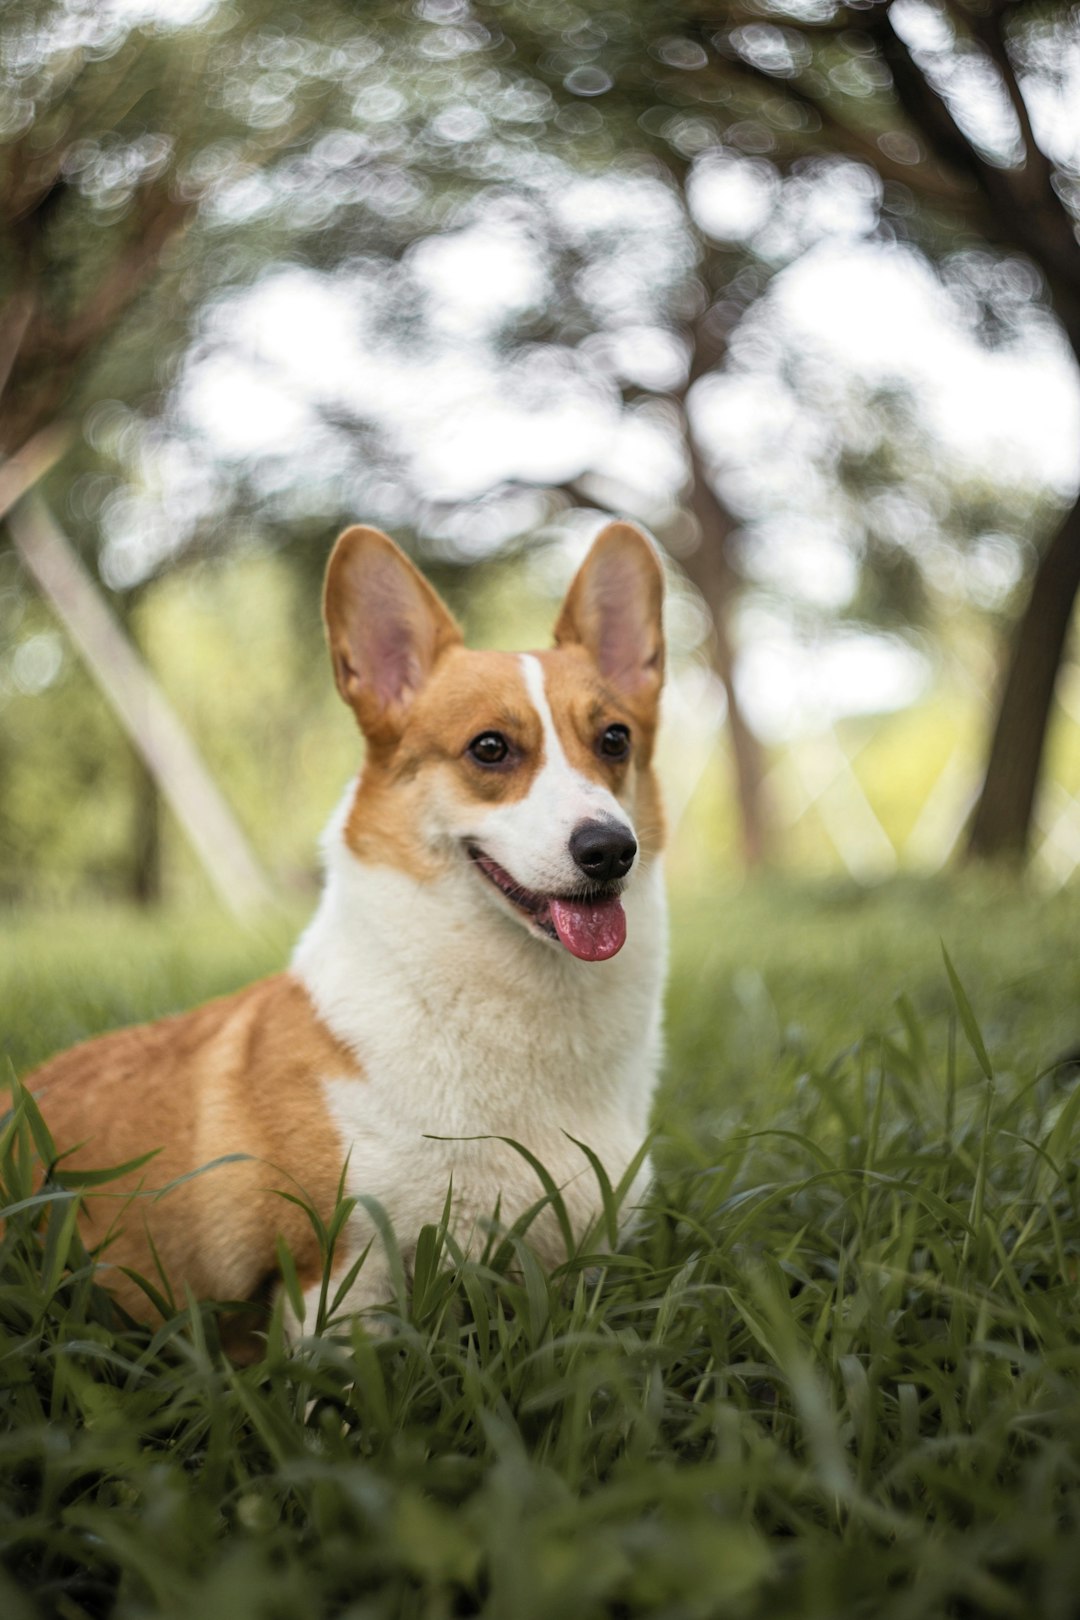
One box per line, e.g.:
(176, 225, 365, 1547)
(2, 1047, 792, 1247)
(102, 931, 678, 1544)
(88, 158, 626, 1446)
(553, 521, 664, 703)
(324, 526, 462, 743)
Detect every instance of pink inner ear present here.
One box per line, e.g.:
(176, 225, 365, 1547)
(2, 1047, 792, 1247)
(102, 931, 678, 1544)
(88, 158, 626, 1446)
(593, 558, 657, 690)
(368, 619, 424, 706)
(360, 565, 433, 706)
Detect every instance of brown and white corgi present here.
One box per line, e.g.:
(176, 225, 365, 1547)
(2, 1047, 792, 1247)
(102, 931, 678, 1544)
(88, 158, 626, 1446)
(25, 519, 667, 1341)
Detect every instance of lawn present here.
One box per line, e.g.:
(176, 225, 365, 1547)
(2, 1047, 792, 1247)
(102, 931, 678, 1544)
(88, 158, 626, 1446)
(2, 875, 1080, 1619)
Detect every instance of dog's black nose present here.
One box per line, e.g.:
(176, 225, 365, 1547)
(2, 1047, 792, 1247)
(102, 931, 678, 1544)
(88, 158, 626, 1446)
(569, 820, 637, 883)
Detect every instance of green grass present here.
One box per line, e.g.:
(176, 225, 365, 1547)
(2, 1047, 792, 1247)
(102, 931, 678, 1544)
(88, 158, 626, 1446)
(2, 877, 1080, 1619)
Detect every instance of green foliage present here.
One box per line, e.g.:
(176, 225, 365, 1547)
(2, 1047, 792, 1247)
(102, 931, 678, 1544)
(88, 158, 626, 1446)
(0, 585, 137, 901)
(3, 881, 1080, 1615)
(665, 874, 1080, 1116)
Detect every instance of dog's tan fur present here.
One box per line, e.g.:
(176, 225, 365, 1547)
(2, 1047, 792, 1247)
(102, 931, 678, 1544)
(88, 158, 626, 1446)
(30, 976, 357, 1326)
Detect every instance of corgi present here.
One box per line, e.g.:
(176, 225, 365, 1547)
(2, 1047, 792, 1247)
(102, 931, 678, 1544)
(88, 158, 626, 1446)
(24, 520, 667, 1345)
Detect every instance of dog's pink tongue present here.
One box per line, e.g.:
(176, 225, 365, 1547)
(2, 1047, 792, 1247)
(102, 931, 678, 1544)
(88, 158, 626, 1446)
(549, 896, 626, 961)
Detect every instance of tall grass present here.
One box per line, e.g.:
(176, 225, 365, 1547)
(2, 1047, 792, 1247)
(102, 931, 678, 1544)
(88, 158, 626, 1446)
(3, 931, 1079, 1619)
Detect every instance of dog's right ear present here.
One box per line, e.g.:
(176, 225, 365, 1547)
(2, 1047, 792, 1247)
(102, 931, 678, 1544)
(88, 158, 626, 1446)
(324, 526, 462, 745)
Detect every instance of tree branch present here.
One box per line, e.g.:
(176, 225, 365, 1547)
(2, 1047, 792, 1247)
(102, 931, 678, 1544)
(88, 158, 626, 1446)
(0, 423, 73, 520)
(715, 43, 979, 208)
(955, 1, 1039, 174)
(0, 289, 35, 408)
(54, 189, 193, 359)
(879, 1, 1080, 337)
(875, 7, 985, 177)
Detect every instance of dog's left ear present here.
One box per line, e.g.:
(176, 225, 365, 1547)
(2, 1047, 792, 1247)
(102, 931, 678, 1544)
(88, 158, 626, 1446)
(553, 521, 665, 703)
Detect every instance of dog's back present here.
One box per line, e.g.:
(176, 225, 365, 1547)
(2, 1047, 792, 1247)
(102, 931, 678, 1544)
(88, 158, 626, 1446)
(28, 975, 356, 1320)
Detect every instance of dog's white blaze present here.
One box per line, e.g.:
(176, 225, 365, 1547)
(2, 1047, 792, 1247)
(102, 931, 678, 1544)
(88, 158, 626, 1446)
(463, 654, 633, 896)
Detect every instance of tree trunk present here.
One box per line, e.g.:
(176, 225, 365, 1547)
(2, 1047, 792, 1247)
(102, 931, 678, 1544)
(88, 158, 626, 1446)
(967, 487, 1080, 861)
(682, 434, 772, 867)
(130, 747, 162, 905)
(121, 591, 164, 905)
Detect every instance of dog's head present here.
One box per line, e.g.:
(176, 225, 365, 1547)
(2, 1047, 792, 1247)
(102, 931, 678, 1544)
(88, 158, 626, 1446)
(324, 521, 665, 962)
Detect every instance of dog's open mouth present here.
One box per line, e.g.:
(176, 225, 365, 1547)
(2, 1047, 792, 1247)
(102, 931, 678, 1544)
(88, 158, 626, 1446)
(466, 845, 627, 962)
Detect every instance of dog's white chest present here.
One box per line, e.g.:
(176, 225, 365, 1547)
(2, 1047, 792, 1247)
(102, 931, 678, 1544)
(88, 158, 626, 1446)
(292, 848, 667, 1262)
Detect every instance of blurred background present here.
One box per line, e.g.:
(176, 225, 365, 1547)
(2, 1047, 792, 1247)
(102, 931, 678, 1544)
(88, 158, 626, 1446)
(2, 0, 1079, 921)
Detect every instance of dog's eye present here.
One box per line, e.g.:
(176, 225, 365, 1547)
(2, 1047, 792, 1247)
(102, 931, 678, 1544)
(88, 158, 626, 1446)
(598, 724, 631, 760)
(468, 731, 510, 767)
